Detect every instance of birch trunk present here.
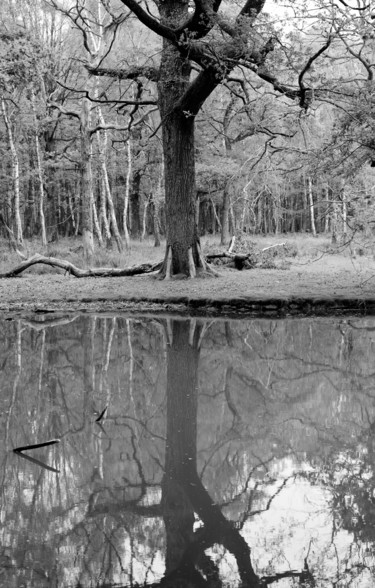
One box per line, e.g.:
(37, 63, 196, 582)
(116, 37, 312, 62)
(1, 98, 23, 246)
(92, 194, 103, 247)
(141, 197, 150, 241)
(30, 92, 47, 246)
(123, 138, 131, 249)
(307, 176, 317, 237)
(80, 97, 95, 261)
(341, 183, 347, 240)
(221, 185, 230, 245)
(99, 173, 111, 243)
(97, 108, 123, 251)
(324, 184, 330, 233)
(331, 200, 338, 244)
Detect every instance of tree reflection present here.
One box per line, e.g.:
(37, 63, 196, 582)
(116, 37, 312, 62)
(3, 315, 375, 586)
(160, 318, 307, 588)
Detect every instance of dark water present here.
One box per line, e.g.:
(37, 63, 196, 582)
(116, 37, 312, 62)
(1, 314, 375, 587)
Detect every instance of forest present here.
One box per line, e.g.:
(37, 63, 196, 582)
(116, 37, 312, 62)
(0, 0, 375, 278)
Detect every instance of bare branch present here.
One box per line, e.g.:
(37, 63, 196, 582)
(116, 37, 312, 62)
(239, 0, 266, 18)
(89, 123, 129, 136)
(56, 80, 157, 107)
(47, 101, 81, 119)
(87, 64, 159, 82)
(336, 0, 370, 10)
(119, 0, 177, 41)
(177, 0, 223, 39)
(298, 35, 333, 108)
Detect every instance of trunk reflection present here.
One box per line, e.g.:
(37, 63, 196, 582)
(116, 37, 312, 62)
(0, 314, 375, 587)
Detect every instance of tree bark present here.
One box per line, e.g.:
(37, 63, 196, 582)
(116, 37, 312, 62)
(221, 184, 231, 246)
(1, 98, 23, 246)
(324, 183, 330, 233)
(80, 97, 95, 261)
(30, 91, 47, 247)
(153, 165, 163, 247)
(123, 137, 131, 248)
(307, 176, 317, 237)
(341, 182, 348, 240)
(157, 4, 208, 278)
(97, 109, 124, 252)
(129, 125, 142, 240)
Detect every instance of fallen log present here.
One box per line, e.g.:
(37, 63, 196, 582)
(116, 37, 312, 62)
(206, 241, 288, 270)
(0, 253, 163, 278)
(205, 251, 249, 270)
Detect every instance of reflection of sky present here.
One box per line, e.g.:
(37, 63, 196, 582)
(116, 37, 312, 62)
(242, 457, 374, 586)
(204, 456, 375, 586)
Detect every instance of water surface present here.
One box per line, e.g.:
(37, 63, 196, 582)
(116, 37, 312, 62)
(1, 314, 375, 587)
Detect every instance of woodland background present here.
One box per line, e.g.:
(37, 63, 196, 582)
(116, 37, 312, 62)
(1, 0, 375, 259)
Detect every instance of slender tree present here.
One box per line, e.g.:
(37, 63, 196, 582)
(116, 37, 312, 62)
(47, 0, 130, 260)
(1, 98, 23, 246)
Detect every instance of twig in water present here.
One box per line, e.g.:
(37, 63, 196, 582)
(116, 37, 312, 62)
(95, 406, 108, 422)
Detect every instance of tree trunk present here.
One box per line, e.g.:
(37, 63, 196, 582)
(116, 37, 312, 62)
(161, 318, 260, 587)
(99, 172, 111, 244)
(129, 125, 142, 240)
(307, 176, 317, 237)
(163, 319, 199, 575)
(331, 199, 338, 244)
(80, 97, 95, 261)
(34, 129, 47, 246)
(123, 137, 131, 249)
(324, 183, 330, 233)
(221, 184, 230, 245)
(30, 91, 47, 246)
(153, 173, 163, 247)
(341, 182, 347, 241)
(92, 195, 104, 247)
(97, 109, 123, 252)
(157, 5, 208, 279)
(141, 196, 149, 241)
(1, 98, 23, 246)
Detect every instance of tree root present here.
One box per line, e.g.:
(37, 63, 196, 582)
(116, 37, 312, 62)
(157, 244, 221, 279)
(0, 253, 163, 278)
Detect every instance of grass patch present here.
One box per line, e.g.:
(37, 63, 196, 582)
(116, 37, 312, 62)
(0, 232, 364, 276)
(0, 236, 166, 275)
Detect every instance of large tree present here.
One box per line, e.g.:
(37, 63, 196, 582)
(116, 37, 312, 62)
(90, 0, 306, 277)
(95, 0, 372, 277)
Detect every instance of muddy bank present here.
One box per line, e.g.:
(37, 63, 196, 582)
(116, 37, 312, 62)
(0, 254, 374, 317)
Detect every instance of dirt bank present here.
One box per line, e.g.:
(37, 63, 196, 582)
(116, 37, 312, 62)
(0, 253, 374, 317)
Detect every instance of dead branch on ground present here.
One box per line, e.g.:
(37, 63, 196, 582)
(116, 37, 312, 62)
(0, 254, 163, 278)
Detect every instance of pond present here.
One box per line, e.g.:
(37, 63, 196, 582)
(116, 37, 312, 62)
(1, 313, 375, 587)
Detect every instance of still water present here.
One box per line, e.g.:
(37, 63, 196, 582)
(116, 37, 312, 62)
(1, 314, 375, 587)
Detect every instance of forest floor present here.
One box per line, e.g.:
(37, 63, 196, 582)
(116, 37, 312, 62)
(1, 233, 375, 317)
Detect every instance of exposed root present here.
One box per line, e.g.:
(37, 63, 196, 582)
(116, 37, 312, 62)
(196, 241, 206, 270)
(162, 246, 173, 280)
(188, 247, 196, 278)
